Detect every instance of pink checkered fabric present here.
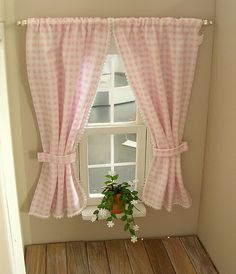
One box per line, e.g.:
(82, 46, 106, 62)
(114, 18, 203, 211)
(26, 18, 109, 217)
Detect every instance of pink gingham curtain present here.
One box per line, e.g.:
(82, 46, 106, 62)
(114, 18, 203, 211)
(26, 18, 109, 217)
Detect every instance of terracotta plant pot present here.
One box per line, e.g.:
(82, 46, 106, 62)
(112, 194, 124, 214)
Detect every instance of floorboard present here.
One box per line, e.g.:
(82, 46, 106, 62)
(163, 237, 196, 274)
(125, 239, 154, 274)
(144, 239, 175, 274)
(46, 243, 67, 274)
(105, 240, 132, 274)
(181, 236, 218, 274)
(25, 244, 46, 274)
(66, 242, 89, 274)
(87, 241, 110, 274)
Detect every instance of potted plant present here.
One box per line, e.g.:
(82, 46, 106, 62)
(92, 173, 140, 243)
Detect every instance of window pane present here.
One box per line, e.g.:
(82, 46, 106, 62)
(89, 167, 111, 194)
(88, 92, 110, 123)
(88, 134, 111, 165)
(114, 165, 136, 184)
(114, 101, 136, 122)
(114, 134, 136, 163)
(115, 72, 128, 87)
(93, 91, 109, 106)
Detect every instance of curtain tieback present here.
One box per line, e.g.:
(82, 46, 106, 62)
(37, 152, 76, 164)
(153, 142, 188, 158)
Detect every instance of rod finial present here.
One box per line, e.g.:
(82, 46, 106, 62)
(202, 19, 213, 26)
(16, 19, 27, 26)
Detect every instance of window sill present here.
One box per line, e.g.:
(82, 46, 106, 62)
(82, 203, 146, 221)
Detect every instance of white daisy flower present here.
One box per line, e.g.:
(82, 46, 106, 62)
(133, 224, 139, 231)
(107, 221, 115, 228)
(128, 180, 134, 186)
(108, 170, 116, 176)
(99, 208, 108, 218)
(131, 235, 138, 243)
(91, 215, 97, 222)
(131, 200, 138, 205)
(132, 179, 139, 184)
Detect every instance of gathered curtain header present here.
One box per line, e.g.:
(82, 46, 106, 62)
(27, 17, 203, 27)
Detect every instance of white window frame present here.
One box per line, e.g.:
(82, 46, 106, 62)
(79, 55, 147, 206)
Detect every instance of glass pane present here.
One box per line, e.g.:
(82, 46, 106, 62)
(88, 134, 111, 165)
(88, 106, 110, 124)
(114, 134, 136, 163)
(114, 94, 136, 122)
(93, 91, 109, 106)
(88, 92, 110, 123)
(89, 167, 111, 194)
(115, 72, 128, 87)
(114, 165, 136, 184)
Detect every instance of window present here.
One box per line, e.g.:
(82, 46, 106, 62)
(79, 55, 147, 205)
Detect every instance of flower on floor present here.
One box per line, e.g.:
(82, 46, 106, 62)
(131, 235, 138, 243)
(91, 215, 97, 222)
(99, 208, 108, 218)
(107, 221, 115, 228)
(131, 200, 138, 205)
(133, 224, 139, 231)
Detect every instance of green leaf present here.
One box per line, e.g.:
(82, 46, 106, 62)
(129, 228, 135, 235)
(120, 215, 127, 221)
(105, 175, 112, 179)
(111, 213, 117, 219)
(124, 223, 130, 231)
(120, 204, 125, 211)
(104, 180, 112, 185)
(112, 174, 119, 180)
(106, 216, 113, 221)
(128, 204, 134, 210)
(125, 208, 133, 215)
(120, 194, 127, 201)
(102, 188, 110, 194)
(132, 191, 138, 195)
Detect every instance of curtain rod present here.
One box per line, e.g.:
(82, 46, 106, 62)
(16, 18, 213, 27)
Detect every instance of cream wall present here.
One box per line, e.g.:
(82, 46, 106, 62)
(4, 0, 215, 245)
(198, 0, 236, 273)
(0, 0, 5, 21)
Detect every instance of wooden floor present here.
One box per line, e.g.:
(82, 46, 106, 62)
(25, 235, 218, 274)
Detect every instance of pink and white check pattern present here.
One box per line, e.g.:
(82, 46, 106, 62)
(114, 18, 203, 211)
(26, 18, 109, 217)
